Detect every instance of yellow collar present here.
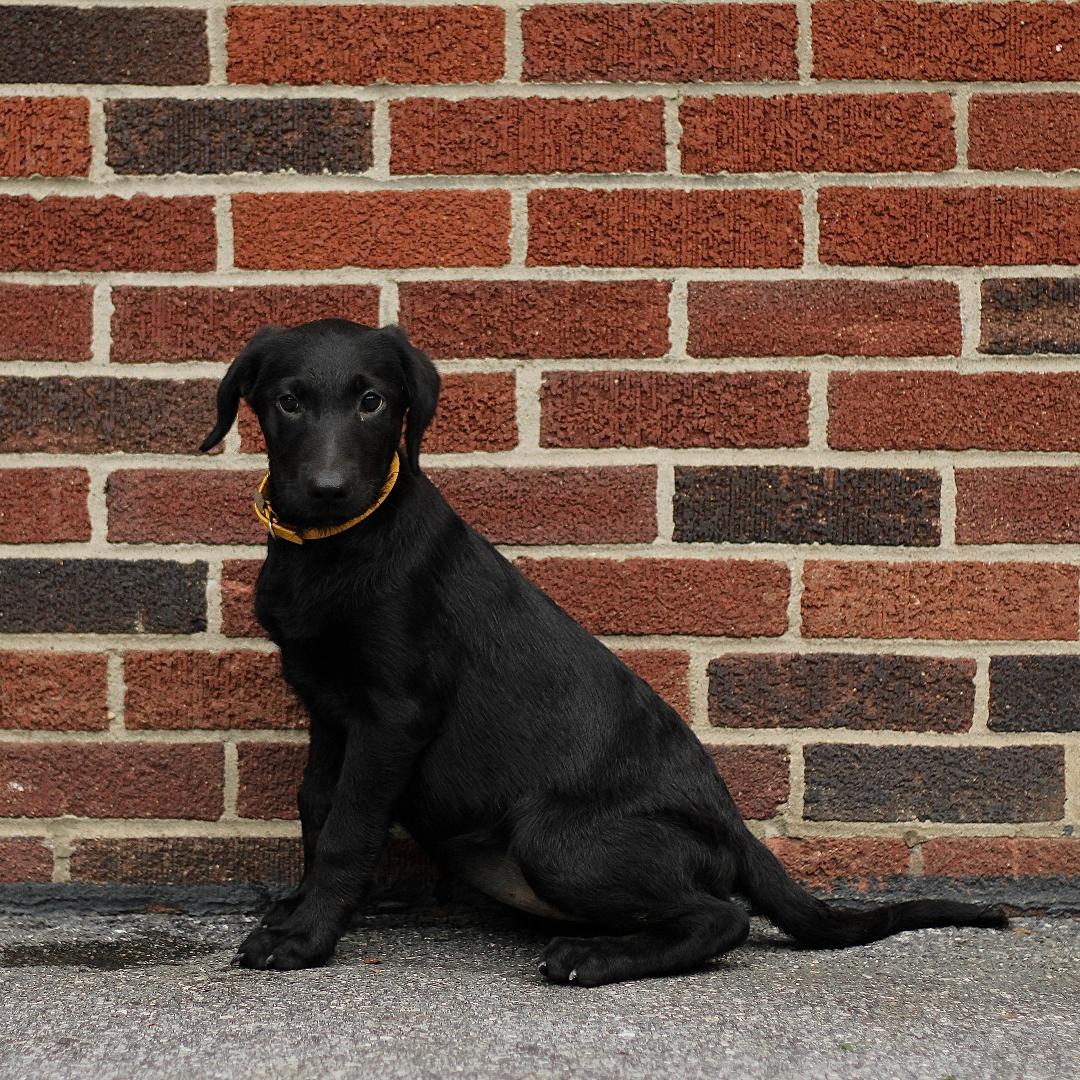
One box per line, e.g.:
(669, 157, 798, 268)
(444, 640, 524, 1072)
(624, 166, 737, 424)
(253, 455, 400, 545)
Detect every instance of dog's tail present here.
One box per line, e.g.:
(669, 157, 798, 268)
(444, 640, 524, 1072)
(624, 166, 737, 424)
(734, 828, 1008, 947)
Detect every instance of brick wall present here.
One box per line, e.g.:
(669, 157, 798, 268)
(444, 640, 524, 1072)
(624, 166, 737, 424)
(1, 0, 1079, 906)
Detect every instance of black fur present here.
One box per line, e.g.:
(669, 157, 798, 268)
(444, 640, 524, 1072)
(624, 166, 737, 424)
(203, 319, 1008, 984)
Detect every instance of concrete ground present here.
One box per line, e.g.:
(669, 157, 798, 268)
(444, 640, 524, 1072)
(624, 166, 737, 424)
(0, 905, 1076, 1080)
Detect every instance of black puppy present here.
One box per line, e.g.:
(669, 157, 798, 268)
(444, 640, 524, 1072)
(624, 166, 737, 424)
(201, 319, 1006, 985)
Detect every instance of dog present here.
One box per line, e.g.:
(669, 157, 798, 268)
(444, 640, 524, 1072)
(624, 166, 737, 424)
(200, 319, 1007, 984)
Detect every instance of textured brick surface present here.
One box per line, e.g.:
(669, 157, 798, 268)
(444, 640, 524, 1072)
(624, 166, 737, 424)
(111, 285, 380, 363)
(233, 191, 509, 269)
(955, 468, 1080, 544)
(804, 744, 1065, 823)
(429, 467, 657, 544)
(819, 187, 1080, 267)
(125, 651, 305, 730)
(829, 372, 1080, 452)
(107, 469, 263, 545)
(529, 188, 802, 268)
(969, 94, 1080, 171)
(681, 94, 955, 173)
(0, 376, 217, 454)
(517, 558, 789, 637)
(227, 5, 504, 85)
(708, 654, 975, 732)
(391, 97, 665, 175)
(0, 284, 93, 361)
(0, 97, 89, 177)
(801, 561, 1079, 641)
(0, 196, 215, 272)
(0, 468, 91, 543)
(106, 99, 373, 175)
(0, 839, 52, 883)
(687, 280, 961, 358)
(399, 281, 669, 359)
(706, 746, 789, 820)
(237, 742, 306, 819)
(541, 371, 809, 449)
(766, 837, 910, 888)
(981, 278, 1080, 355)
(0, 652, 108, 731)
(673, 466, 940, 546)
(813, 0, 1080, 81)
(0, 560, 206, 634)
(922, 838, 1080, 879)
(989, 656, 1080, 733)
(0, 6, 208, 84)
(0, 743, 224, 819)
(222, 560, 263, 639)
(522, 4, 798, 82)
(615, 649, 691, 720)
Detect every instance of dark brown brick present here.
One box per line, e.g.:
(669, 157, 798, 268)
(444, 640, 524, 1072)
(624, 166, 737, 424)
(766, 837, 910, 888)
(989, 656, 1080, 733)
(922, 837, 1080, 878)
(804, 744, 1065, 823)
(981, 278, 1080, 355)
(706, 745, 789, 820)
(0, 743, 224, 819)
(237, 742, 305, 819)
(615, 649, 691, 719)
(0, 839, 52, 883)
(0, 560, 206, 634)
(688, 280, 961, 358)
(673, 466, 940, 546)
(398, 281, 670, 359)
(969, 93, 1080, 171)
(0, 284, 93, 360)
(517, 558, 789, 637)
(222, 560, 263, 639)
(0, 468, 91, 543)
(0, 376, 217, 454)
(428, 467, 657, 545)
(0, 6, 208, 84)
(707, 654, 975, 732)
(541, 371, 809, 449)
(0, 652, 108, 731)
(955, 467, 1080, 544)
(125, 651, 306, 730)
(0, 97, 89, 177)
(106, 99, 373, 175)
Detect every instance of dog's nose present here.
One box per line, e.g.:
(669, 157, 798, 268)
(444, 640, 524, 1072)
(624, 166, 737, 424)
(308, 472, 348, 501)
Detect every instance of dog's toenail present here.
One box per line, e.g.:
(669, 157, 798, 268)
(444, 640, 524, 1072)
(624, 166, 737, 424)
(568, 969, 578, 982)
(265, 953, 276, 966)
(537, 962, 547, 974)
(230, 953, 242, 968)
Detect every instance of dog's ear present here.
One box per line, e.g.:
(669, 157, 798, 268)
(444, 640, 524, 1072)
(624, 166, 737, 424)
(199, 325, 282, 452)
(385, 325, 440, 473)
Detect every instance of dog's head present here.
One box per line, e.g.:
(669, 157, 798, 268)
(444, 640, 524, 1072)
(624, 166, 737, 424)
(200, 319, 440, 527)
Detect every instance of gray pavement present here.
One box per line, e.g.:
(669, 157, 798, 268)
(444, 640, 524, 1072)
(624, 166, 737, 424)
(0, 905, 1076, 1080)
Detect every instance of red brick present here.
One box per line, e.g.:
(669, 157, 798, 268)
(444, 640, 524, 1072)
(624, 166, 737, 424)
(0, 468, 90, 543)
(523, 3, 798, 82)
(922, 838, 1080, 879)
(0, 284, 93, 360)
(681, 93, 954, 173)
(688, 280, 960, 358)
(969, 93, 1080, 171)
(517, 558, 789, 637)
(107, 469, 263, 545)
(814, 0, 1080, 81)
(956, 468, 1080, 544)
(399, 280, 670, 358)
(428, 467, 657, 544)
(0, 652, 108, 731)
(541, 371, 809, 448)
(819, 187, 1080, 267)
(766, 837, 910, 888)
(237, 742, 305, 819)
(222, 560, 263, 638)
(706, 745, 789, 820)
(392, 96, 664, 175)
(0, 838, 52, 883)
(0, 97, 89, 177)
(111, 286, 381, 363)
(227, 5, 504, 84)
(829, 372, 1080, 452)
(529, 188, 802, 268)
(802, 560, 1079, 641)
(0, 196, 215, 272)
(125, 651, 305, 731)
(233, 191, 509, 270)
(239, 373, 518, 455)
(0, 743, 224, 819)
(614, 649, 691, 719)
(981, 278, 1080, 355)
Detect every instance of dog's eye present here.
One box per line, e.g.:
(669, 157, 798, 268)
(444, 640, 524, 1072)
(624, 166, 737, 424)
(359, 391, 382, 414)
(277, 394, 301, 414)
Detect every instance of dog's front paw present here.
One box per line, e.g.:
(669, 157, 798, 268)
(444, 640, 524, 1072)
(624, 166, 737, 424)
(259, 890, 306, 929)
(234, 921, 339, 971)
